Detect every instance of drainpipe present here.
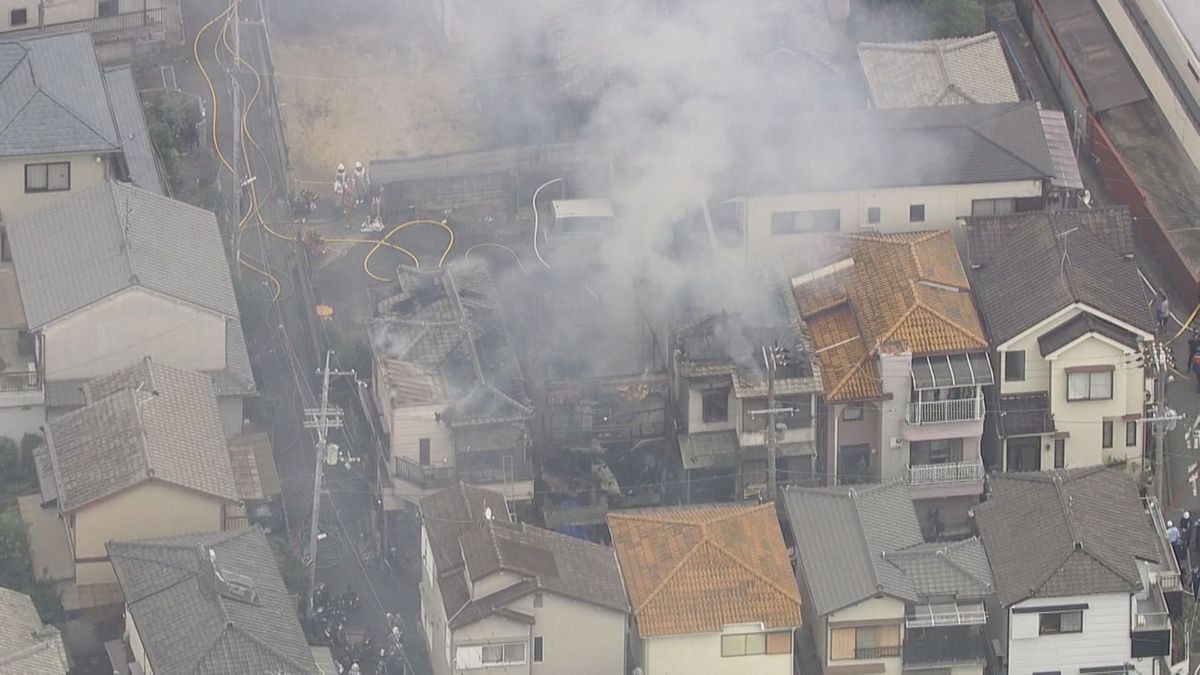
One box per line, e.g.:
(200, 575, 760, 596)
(831, 406, 840, 487)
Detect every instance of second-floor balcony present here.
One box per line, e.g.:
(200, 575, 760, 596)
(395, 455, 532, 490)
(906, 394, 984, 425)
(12, 7, 165, 43)
(909, 460, 985, 486)
(903, 634, 986, 667)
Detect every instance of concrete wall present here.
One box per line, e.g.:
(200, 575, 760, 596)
(1008, 593, 1132, 674)
(1099, 0, 1200, 172)
(42, 288, 227, 381)
(0, 152, 111, 222)
(684, 382, 736, 434)
(997, 306, 1150, 470)
(743, 180, 1042, 267)
(643, 630, 792, 675)
(126, 607, 154, 675)
(823, 596, 906, 675)
(73, 481, 224, 585)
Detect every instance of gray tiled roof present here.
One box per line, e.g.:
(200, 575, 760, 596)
(0, 586, 68, 673)
(1038, 312, 1138, 356)
(858, 32, 1020, 109)
(967, 208, 1154, 346)
(8, 181, 239, 329)
(884, 540, 994, 599)
(420, 482, 512, 572)
(458, 522, 628, 615)
(752, 102, 1055, 193)
(107, 528, 319, 674)
(47, 359, 239, 513)
(976, 467, 1161, 607)
(103, 65, 163, 195)
(781, 482, 925, 616)
(0, 33, 119, 158)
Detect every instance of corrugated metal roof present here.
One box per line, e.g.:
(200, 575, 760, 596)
(103, 65, 163, 195)
(1041, 0, 1148, 112)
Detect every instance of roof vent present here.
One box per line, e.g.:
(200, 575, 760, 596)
(220, 571, 260, 606)
(1073, 540, 1083, 550)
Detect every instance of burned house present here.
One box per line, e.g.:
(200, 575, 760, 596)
(672, 288, 823, 503)
(369, 262, 534, 506)
(539, 373, 671, 536)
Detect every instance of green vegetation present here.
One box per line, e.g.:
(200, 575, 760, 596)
(143, 90, 222, 212)
(269, 532, 308, 598)
(853, 0, 987, 42)
(0, 434, 63, 623)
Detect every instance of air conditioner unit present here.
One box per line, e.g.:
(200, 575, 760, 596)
(889, 437, 904, 449)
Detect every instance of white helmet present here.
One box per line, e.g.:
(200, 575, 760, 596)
(355, 161, 363, 170)
(337, 163, 345, 172)
(1168, 520, 1175, 527)
(1187, 511, 1192, 519)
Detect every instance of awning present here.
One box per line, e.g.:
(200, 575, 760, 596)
(679, 430, 739, 471)
(911, 353, 993, 390)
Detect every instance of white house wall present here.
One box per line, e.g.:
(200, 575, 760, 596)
(823, 596, 906, 675)
(42, 288, 227, 381)
(643, 630, 791, 675)
(0, 152, 110, 221)
(743, 179, 1042, 265)
(126, 610, 154, 675)
(390, 404, 453, 467)
(1007, 593, 1131, 674)
(1047, 335, 1143, 468)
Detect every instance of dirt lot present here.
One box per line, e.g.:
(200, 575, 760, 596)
(271, 2, 482, 185)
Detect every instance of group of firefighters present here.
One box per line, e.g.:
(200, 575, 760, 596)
(334, 161, 384, 232)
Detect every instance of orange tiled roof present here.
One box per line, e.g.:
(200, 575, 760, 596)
(792, 231, 988, 402)
(606, 503, 802, 637)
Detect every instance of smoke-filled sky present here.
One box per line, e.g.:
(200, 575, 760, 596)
(455, 0, 866, 377)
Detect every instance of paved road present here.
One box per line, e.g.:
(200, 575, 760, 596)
(178, 1, 431, 672)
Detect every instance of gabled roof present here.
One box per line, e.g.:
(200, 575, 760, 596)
(606, 503, 802, 637)
(750, 102, 1055, 193)
(107, 528, 319, 674)
(45, 359, 240, 513)
(792, 231, 989, 402)
(976, 467, 1162, 607)
(456, 522, 628, 619)
(783, 483, 993, 617)
(1038, 312, 1139, 356)
(858, 32, 1020, 109)
(0, 32, 119, 158)
(370, 262, 531, 425)
(966, 208, 1154, 345)
(421, 482, 512, 572)
(0, 586, 68, 673)
(8, 181, 239, 329)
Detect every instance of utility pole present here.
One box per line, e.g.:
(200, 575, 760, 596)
(1143, 340, 1183, 505)
(303, 350, 352, 616)
(753, 342, 792, 501)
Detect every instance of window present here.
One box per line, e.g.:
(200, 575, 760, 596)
(910, 438, 963, 466)
(702, 388, 729, 423)
(24, 162, 70, 193)
(971, 198, 1017, 216)
(1004, 351, 1025, 382)
(909, 204, 925, 223)
(1102, 420, 1113, 449)
(1007, 437, 1041, 472)
(1039, 610, 1083, 635)
(1126, 421, 1138, 447)
(842, 404, 863, 421)
(770, 209, 840, 235)
(418, 438, 430, 466)
(533, 637, 543, 663)
(866, 206, 881, 224)
(721, 631, 790, 657)
(9, 8, 26, 26)
(830, 624, 901, 660)
(1054, 439, 1065, 469)
(481, 642, 526, 665)
(1067, 369, 1113, 401)
(98, 0, 119, 18)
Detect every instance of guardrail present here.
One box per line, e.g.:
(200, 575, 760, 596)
(906, 395, 984, 425)
(0, 370, 39, 393)
(909, 460, 986, 486)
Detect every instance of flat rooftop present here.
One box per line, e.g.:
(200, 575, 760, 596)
(551, 198, 615, 219)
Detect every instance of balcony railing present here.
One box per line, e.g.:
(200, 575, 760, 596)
(906, 394, 984, 425)
(909, 460, 985, 486)
(903, 635, 985, 666)
(17, 8, 165, 40)
(0, 369, 39, 393)
(906, 602, 987, 628)
(394, 456, 531, 490)
(854, 646, 900, 659)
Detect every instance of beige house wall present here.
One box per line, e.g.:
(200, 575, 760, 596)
(0, 152, 110, 222)
(72, 481, 225, 585)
